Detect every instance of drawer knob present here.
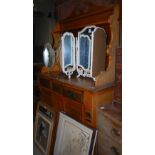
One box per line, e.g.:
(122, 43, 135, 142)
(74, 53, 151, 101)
(68, 91, 76, 100)
(111, 146, 120, 155)
(111, 128, 121, 137)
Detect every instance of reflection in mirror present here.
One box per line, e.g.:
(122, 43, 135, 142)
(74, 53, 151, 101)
(43, 43, 55, 67)
(64, 35, 72, 67)
(79, 35, 91, 69)
(43, 47, 49, 67)
(61, 32, 75, 78)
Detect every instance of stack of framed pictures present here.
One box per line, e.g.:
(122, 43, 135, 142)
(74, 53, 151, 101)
(54, 112, 97, 155)
(34, 102, 56, 155)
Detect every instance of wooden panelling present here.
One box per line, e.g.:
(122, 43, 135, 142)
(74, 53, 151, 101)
(60, 10, 112, 32)
(114, 47, 122, 103)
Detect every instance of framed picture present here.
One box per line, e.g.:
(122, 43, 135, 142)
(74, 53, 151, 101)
(54, 112, 97, 155)
(34, 103, 55, 155)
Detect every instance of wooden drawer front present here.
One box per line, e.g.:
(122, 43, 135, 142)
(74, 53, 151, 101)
(98, 132, 122, 155)
(39, 78, 50, 89)
(51, 92, 64, 111)
(40, 89, 52, 105)
(70, 101, 82, 122)
(64, 98, 82, 122)
(63, 87, 83, 103)
(97, 114, 121, 144)
(84, 111, 92, 125)
(52, 83, 63, 94)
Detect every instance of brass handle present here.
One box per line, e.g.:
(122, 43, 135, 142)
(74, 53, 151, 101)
(111, 128, 121, 137)
(85, 112, 91, 118)
(111, 146, 120, 155)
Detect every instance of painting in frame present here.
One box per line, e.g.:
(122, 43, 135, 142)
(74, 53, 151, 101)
(54, 112, 97, 155)
(34, 102, 55, 155)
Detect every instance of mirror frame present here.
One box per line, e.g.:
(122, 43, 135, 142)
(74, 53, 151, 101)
(61, 32, 75, 78)
(77, 34, 91, 78)
(77, 26, 96, 80)
(41, 43, 55, 74)
(77, 25, 106, 81)
(43, 43, 55, 67)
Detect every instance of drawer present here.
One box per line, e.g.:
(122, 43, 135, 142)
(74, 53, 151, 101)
(52, 82, 63, 94)
(39, 78, 51, 89)
(70, 104, 82, 122)
(98, 132, 121, 155)
(84, 111, 92, 124)
(63, 87, 83, 103)
(63, 98, 82, 122)
(97, 112, 122, 144)
(40, 89, 52, 105)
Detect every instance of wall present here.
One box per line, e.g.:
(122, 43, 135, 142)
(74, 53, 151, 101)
(33, 0, 56, 62)
(33, 16, 55, 46)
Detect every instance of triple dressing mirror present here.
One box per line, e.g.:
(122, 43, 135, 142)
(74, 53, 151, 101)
(61, 25, 107, 80)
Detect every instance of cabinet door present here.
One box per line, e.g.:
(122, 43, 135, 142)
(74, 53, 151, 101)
(63, 97, 83, 123)
(51, 92, 64, 112)
(40, 88, 64, 112)
(40, 88, 52, 105)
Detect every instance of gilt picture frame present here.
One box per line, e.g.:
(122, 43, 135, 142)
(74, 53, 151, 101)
(34, 103, 55, 155)
(54, 112, 97, 155)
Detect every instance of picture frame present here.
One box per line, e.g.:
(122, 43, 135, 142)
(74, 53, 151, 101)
(54, 112, 97, 155)
(34, 102, 55, 155)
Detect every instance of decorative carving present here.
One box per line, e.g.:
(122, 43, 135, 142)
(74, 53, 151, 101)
(56, 0, 117, 21)
(50, 22, 62, 74)
(95, 4, 119, 86)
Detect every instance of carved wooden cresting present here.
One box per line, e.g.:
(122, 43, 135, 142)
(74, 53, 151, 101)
(55, 0, 117, 21)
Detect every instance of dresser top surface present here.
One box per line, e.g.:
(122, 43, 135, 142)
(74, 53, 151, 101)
(39, 73, 114, 92)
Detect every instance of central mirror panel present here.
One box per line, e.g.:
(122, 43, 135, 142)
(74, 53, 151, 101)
(61, 32, 75, 78)
(79, 35, 91, 69)
(64, 35, 72, 66)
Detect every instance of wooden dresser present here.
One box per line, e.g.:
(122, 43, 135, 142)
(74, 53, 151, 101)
(96, 47, 122, 155)
(97, 104, 122, 155)
(38, 73, 114, 128)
